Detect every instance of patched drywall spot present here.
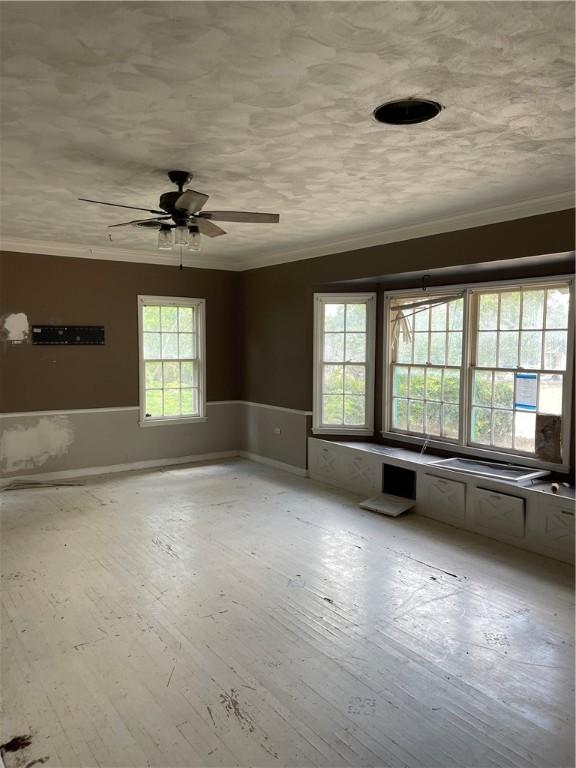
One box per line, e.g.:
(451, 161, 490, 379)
(0, 416, 75, 473)
(1, 312, 29, 342)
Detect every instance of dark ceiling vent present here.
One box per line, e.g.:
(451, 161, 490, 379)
(373, 98, 443, 125)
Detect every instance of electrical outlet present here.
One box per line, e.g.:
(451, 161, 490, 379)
(273, 427, 281, 435)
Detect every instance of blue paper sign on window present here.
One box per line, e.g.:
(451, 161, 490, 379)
(515, 372, 538, 411)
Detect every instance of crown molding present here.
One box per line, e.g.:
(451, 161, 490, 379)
(0, 236, 242, 271)
(235, 190, 576, 271)
(1, 190, 573, 272)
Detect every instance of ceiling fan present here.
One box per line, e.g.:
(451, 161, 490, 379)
(79, 170, 280, 252)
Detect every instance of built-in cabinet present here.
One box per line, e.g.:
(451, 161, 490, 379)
(308, 438, 574, 564)
(418, 473, 466, 527)
(308, 440, 382, 495)
(469, 487, 526, 540)
(526, 495, 575, 560)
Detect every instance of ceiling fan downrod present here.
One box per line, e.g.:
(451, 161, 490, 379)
(167, 170, 192, 192)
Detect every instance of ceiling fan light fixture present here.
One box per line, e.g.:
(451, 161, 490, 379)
(187, 225, 201, 252)
(174, 224, 188, 247)
(158, 224, 172, 250)
(373, 98, 443, 125)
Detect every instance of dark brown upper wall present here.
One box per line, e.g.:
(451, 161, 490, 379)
(0, 251, 240, 412)
(240, 209, 576, 411)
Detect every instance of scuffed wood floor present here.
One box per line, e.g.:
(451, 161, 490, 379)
(1, 459, 574, 768)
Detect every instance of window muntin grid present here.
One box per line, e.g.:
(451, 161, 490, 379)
(320, 301, 369, 426)
(390, 295, 464, 440)
(385, 280, 572, 466)
(470, 284, 569, 455)
(141, 303, 202, 420)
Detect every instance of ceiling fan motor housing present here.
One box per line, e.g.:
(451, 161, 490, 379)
(167, 170, 191, 190)
(159, 191, 188, 222)
(159, 191, 179, 210)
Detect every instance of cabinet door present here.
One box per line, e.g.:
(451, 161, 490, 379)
(417, 474, 466, 526)
(308, 441, 342, 486)
(341, 451, 382, 496)
(470, 488, 525, 539)
(541, 504, 575, 556)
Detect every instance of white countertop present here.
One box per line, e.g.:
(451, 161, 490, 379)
(332, 440, 575, 502)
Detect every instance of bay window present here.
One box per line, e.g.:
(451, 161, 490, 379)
(384, 278, 573, 469)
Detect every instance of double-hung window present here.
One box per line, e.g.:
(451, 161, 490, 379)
(138, 296, 206, 426)
(469, 283, 571, 457)
(313, 293, 376, 435)
(384, 278, 573, 469)
(388, 292, 465, 441)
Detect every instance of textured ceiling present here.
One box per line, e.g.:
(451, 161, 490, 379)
(0, 1, 574, 270)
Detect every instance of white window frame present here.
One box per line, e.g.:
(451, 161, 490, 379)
(313, 292, 376, 436)
(382, 276, 574, 473)
(138, 295, 207, 427)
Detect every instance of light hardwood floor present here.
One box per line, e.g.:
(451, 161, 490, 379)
(1, 459, 574, 768)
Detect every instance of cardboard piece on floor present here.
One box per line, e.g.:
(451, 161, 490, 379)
(359, 493, 414, 517)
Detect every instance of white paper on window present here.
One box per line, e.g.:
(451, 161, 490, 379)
(515, 372, 538, 411)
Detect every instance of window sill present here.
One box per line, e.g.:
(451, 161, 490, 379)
(313, 427, 374, 437)
(380, 431, 570, 473)
(139, 416, 208, 428)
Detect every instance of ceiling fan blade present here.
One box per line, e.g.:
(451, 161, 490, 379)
(136, 220, 172, 229)
(175, 189, 209, 214)
(108, 217, 171, 228)
(199, 211, 279, 223)
(79, 198, 166, 215)
(196, 218, 227, 238)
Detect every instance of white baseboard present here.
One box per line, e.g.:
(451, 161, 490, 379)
(0, 451, 238, 485)
(0, 450, 308, 485)
(236, 450, 308, 477)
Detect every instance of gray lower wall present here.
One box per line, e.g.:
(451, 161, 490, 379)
(0, 402, 310, 478)
(239, 403, 311, 470)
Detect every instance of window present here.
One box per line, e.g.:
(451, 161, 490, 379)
(389, 293, 464, 441)
(313, 293, 376, 435)
(138, 296, 206, 426)
(470, 284, 570, 455)
(384, 278, 573, 468)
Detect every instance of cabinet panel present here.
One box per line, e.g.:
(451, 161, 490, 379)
(308, 441, 342, 487)
(308, 441, 382, 496)
(543, 507, 574, 549)
(417, 474, 466, 526)
(470, 488, 525, 539)
(343, 451, 382, 495)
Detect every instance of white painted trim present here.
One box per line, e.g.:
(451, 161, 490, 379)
(241, 401, 312, 417)
(0, 401, 311, 418)
(236, 451, 308, 477)
(312, 427, 374, 437)
(138, 416, 208, 427)
(235, 190, 575, 270)
(3, 191, 573, 272)
(313, 293, 377, 433)
(137, 295, 207, 426)
(0, 450, 307, 485)
(0, 406, 140, 418)
(0, 451, 239, 485)
(0, 236, 241, 271)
